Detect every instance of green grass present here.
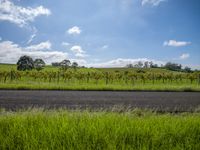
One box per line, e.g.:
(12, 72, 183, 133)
(0, 63, 16, 71)
(0, 109, 200, 150)
(0, 82, 199, 91)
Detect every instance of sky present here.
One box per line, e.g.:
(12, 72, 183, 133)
(0, 0, 200, 68)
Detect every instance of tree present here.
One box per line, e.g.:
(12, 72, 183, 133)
(126, 64, 133, 68)
(134, 61, 143, 68)
(34, 59, 45, 71)
(149, 61, 153, 68)
(72, 62, 78, 70)
(144, 61, 149, 68)
(164, 62, 182, 71)
(184, 66, 192, 73)
(17, 55, 34, 71)
(152, 64, 158, 68)
(149, 61, 159, 68)
(60, 59, 71, 71)
(52, 62, 60, 67)
(138, 61, 143, 68)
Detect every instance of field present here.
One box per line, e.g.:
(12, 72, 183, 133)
(1, 1, 199, 149)
(0, 109, 200, 150)
(0, 64, 200, 91)
(1, 64, 200, 150)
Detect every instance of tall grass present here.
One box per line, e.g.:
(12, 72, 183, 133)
(0, 109, 200, 150)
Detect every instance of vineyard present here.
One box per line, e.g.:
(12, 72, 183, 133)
(0, 64, 200, 91)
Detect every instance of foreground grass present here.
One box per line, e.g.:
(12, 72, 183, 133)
(0, 109, 200, 150)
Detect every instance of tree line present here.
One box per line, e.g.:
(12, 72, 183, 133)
(16, 55, 196, 74)
(16, 55, 79, 71)
(126, 61, 193, 73)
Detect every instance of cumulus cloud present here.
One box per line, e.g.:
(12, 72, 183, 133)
(141, 0, 167, 6)
(75, 53, 89, 58)
(163, 40, 191, 47)
(0, 0, 51, 27)
(70, 59, 87, 66)
(0, 40, 68, 64)
(88, 58, 164, 68)
(70, 45, 85, 53)
(67, 26, 81, 35)
(179, 53, 190, 60)
(25, 41, 52, 51)
(70, 45, 88, 58)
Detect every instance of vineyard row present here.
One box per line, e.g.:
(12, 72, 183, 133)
(0, 70, 200, 85)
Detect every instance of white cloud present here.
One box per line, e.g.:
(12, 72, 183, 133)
(0, 37, 2, 41)
(141, 0, 167, 6)
(88, 58, 164, 68)
(0, 40, 68, 64)
(70, 59, 87, 66)
(179, 53, 190, 60)
(70, 45, 89, 58)
(0, 0, 51, 27)
(75, 53, 89, 58)
(163, 40, 191, 47)
(26, 41, 52, 51)
(188, 65, 200, 70)
(70, 45, 85, 53)
(61, 42, 70, 47)
(67, 26, 81, 35)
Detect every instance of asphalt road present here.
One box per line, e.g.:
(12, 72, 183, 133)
(0, 90, 200, 111)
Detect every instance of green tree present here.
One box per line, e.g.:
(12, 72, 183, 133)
(17, 55, 34, 71)
(126, 64, 133, 68)
(144, 61, 149, 68)
(134, 61, 143, 68)
(34, 59, 45, 71)
(72, 62, 78, 70)
(164, 62, 182, 71)
(184, 66, 192, 73)
(60, 60, 71, 71)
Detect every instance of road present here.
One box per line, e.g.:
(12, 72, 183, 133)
(0, 90, 200, 111)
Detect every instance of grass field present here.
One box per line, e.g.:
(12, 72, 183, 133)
(0, 64, 200, 91)
(0, 64, 200, 149)
(0, 109, 200, 150)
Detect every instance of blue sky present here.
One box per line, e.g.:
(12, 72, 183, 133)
(0, 0, 200, 68)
